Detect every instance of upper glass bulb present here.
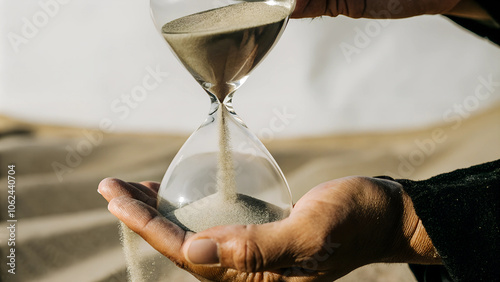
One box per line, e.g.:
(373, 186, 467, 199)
(151, 0, 295, 102)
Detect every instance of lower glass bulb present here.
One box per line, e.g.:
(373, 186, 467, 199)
(157, 102, 292, 232)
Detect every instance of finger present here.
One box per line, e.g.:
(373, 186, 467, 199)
(291, 0, 328, 18)
(98, 178, 156, 207)
(108, 196, 188, 263)
(129, 181, 159, 198)
(139, 181, 161, 193)
(182, 219, 305, 273)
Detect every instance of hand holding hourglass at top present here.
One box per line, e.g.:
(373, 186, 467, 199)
(291, 0, 488, 19)
(99, 0, 497, 281)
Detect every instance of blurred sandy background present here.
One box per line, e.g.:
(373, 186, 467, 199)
(1, 0, 499, 281)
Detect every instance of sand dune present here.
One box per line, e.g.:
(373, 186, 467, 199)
(1, 103, 499, 281)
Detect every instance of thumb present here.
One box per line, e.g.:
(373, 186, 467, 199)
(182, 220, 298, 272)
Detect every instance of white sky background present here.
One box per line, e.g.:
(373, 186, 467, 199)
(1, 0, 499, 138)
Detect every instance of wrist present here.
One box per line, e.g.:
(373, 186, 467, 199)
(399, 189, 441, 264)
(370, 177, 442, 264)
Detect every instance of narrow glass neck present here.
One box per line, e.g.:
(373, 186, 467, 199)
(207, 90, 236, 114)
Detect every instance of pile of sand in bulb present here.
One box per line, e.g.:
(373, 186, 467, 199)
(161, 192, 286, 233)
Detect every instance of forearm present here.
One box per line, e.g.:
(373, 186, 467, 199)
(395, 159, 500, 281)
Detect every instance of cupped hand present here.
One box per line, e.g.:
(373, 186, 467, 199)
(98, 176, 440, 281)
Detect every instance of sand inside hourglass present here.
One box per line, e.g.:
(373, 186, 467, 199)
(157, 2, 291, 232)
(161, 2, 290, 101)
(163, 189, 287, 233)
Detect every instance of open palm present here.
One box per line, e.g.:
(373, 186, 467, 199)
(98, 176, 439, 281)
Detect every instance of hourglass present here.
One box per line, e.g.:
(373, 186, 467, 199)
(150, 0, 295, 233)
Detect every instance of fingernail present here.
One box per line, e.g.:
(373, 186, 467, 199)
(186, 239, 219, 265)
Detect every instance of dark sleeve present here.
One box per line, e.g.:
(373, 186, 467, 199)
(445, 0, 500, 46)
(395, 159, 500, 281)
